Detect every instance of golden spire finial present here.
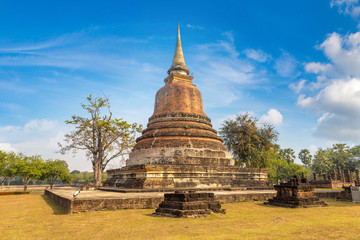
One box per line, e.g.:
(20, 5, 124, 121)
(167, 25, 190, 75)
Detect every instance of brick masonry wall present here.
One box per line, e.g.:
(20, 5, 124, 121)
(44, 189, 341, 214)
(44, 190, 73, 214)
(314, 191, 341, 199)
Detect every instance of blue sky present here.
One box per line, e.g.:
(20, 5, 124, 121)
(1, 0, 360, 171)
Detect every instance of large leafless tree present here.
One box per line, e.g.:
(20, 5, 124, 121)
(59, 95, 142, 186)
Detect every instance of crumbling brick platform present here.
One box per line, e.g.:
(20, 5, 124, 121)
(336, 186, 353, 202)
(45, 187, 339, 214)
(154, 191, 225, 218)
(266, 175, 328, 208)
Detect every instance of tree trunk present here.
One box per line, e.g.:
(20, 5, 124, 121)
(0, 177, 7, 185)
(23, 177, 29, 191)
(93, 161, 102, 187)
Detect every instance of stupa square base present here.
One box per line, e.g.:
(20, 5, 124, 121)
(104, 163, 271, 190)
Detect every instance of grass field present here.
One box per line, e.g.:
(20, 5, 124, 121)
(1, 193, 360, 240)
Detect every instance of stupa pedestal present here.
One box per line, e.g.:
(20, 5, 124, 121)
(266, 175, 327, 208)
(154, 191, 225, 218)
(103, 26, 271, 191)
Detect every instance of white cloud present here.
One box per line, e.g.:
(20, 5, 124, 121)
(299, 78, 360, 115)
(259, 109, 283, 126)
(274, 52, 298, 77)
(309, 145, 318, 155)
(24, 119, 57, 134)
(0, 118, 137, 171)
(0, 119, 91, 171)
(300, 30, 360, 142)
(305, 62, 332, 74)
(186, 24, 204, 30)
(331, 0, 360, 18)
(317, 32, 360, 76)
(0, 30, 160, 80)
(243, 49, 271, 62)
(289, 79, 307, 93)
(0, 143, 17, 153)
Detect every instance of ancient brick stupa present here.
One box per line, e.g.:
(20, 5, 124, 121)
(103, 26, 270, 190)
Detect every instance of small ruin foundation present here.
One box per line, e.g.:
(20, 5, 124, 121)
(266, 175, 328, 208)
(154, 191, 226, 218)
(336, 186, 353, 202)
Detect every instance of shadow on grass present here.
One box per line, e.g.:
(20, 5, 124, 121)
(144, 213, 157, 217)
(254, 202, 283, 208)
(41, 195, 67, 215)
(256, 199, 360, 208)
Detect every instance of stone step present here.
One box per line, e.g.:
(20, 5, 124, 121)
(159, 201, 221, 210)
(155, 208, 212, 217)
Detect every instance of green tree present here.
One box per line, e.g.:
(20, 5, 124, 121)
(298, 149, 312, 167)
(311, 148, 333, 176)
(41, 159, 72, 189)
(15, 154, 44, 191)
(0, 151, 12, 184)
(329, 143, 351, 170)
(70, 170, 80, 175)
(278, 148, 296, 164)
(268, 147, 309, 183)
(219, 113, 278, 168)
(59, 95, 142, 186)
(349, 145, 360, 170)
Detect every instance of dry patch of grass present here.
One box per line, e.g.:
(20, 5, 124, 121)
(1, 194, 360, 240)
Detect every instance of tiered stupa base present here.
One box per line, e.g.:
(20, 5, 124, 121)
(104, 164, 270, 190)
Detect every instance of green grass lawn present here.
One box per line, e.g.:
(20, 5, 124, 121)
(1, 194, 360, 240)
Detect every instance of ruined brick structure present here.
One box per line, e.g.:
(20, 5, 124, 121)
(103, 26, 270, 190)
(154, 191, 225, 218)
(266, 175, 327, 208)
(310, 167, 355, 189)
(336, 186, 353, 202)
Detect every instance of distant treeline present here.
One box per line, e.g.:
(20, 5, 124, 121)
(299, 143, 360, 178)
(0, 150, 107, 191)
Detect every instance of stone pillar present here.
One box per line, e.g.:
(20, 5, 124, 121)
(332, 169, 337, 181)
(313, 173, 317, 181)
(356, 170, 360, 186)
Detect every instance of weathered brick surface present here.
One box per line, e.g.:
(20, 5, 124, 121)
(153, 81, 206, 116)
(154, 191, 225, 218)
(44, 189, 73, 213)
(336, 186, 353, 201)
(104, 164, 270, 189)
(266, 176, 327, 208)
